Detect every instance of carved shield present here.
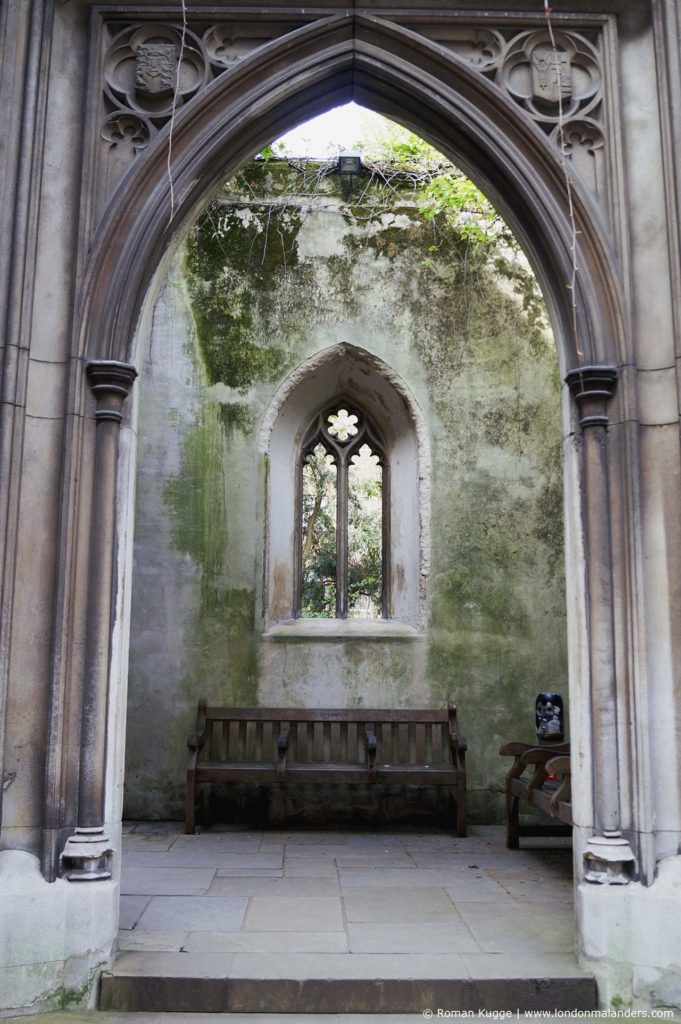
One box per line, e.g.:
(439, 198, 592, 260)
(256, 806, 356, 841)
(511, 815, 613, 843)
(135, 43, 177, 98)
(531, 49, 572, 105)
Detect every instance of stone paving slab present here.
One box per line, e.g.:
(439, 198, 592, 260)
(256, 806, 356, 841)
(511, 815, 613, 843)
(121, 866, 216, 896)
(229, 951, 471, 979)
(454, 902, 575, 954)
(460, 952, 589, 978)
(137, 895, 248, 932)
(170, 831, 263, 844)
(244, 895, 344, 931)
(331, 852, 416, 867)
(121, 836, 177, 852)
(280, 845, 354, 858)
(498, 880, 573, 904)
(183, 930, 349, 953)
(209, 875, 339, 897)
(347, 920, 479, 954)
(118, 895, 150, 929)
(339, 867, 506, 889)
(108, 951, 234, 976)
(342, 887, 462, 923)
(284, 857, 339, 876)
(117, 930, 187, 952)
(128, 822, 183, 835)
(127, 850, 283, 869)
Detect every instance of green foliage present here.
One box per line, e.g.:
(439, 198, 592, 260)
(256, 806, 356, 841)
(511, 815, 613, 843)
(354, 118, 445, 168)
(185, 206, 297, 390)
(300, 443, 384, 618)
(348, 472, 383, 616)
(301, 446, 337, 617)
(356, 119, 512, 253)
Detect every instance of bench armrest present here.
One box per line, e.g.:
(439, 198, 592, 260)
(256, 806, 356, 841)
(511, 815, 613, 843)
(499, 741, 534, 758)
(449, 731, 467, 771)
(276, 731, 289, 779)
(545, 755, 571, 812)
(500, 741, 570, 788)
(366, 730, 377, 780)
(187, 730, 205, 752)
(545, 755, 570, 775)
(519, 745, 570, 793)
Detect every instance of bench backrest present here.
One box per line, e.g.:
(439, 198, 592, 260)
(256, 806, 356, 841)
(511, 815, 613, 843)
(200, 706, 458, 767)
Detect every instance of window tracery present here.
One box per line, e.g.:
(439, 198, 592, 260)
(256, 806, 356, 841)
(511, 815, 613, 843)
(297, 401, 389, 620)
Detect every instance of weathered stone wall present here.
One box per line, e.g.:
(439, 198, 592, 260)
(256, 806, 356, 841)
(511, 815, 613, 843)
(125, 161, 567, 823)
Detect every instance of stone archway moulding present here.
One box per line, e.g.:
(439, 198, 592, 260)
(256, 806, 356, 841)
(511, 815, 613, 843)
(82, 13, 627, 371)
(53, 9, 648, 898)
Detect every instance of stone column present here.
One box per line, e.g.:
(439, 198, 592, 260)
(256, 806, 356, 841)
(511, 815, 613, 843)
(61, 360, 137, 881)
(566, 366, 636, 884)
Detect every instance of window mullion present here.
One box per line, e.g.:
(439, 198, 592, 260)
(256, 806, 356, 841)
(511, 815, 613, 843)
(382, 460, 390, 618)
(336, 452, 349, 618)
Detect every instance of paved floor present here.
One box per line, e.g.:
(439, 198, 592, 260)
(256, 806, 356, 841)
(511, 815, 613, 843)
(117, 823, 578, 980)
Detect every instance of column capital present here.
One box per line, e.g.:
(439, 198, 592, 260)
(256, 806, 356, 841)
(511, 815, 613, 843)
(86, 360, 138, 423)
(565, 365, 618, 428)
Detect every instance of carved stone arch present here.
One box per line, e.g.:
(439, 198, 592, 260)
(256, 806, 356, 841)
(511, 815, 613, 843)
(78, 13, 626, 377)
(59, 9, 644, 894)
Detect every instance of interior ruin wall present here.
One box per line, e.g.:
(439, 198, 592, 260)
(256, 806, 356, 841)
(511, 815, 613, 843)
(125, 162, 568, 824)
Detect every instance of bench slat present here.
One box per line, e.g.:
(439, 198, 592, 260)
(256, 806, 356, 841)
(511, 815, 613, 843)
(313, 721, 324, 761)
(261, 719, 273, 760)
(431, 722, 442, 763)
(296, 720, 308, 763)
(330, 721, 341, 762)
(244, 720, 255, 761)
(204, 707, 449, 723)
(398, 722, 409, 763)
(347, 722, 358, 763)
(415, 722, 426, 763)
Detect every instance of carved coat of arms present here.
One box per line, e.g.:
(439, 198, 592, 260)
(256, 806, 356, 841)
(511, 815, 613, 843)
(135, 43, 177, 98)
(531, 49, 572, 104)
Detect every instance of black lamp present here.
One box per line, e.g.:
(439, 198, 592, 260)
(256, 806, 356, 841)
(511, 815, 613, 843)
(337, 151, 362, 175)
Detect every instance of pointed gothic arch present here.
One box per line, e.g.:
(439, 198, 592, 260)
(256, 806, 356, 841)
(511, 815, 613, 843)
(55, 8, 639, 888)
(49, 14, 650, 994)
(79, 14, 625, 373)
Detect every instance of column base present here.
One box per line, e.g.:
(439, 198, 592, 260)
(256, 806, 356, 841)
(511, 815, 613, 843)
(61, 827, 113, 881)
(584, 831, 636, 884)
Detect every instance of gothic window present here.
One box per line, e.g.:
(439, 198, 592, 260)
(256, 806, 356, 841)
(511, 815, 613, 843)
(297, 401, 388, 620)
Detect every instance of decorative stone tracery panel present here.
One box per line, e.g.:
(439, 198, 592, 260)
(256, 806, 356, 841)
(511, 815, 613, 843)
(104, 24, 209, 122)
(401, 19, 610, 209)
(100, 19, 302, 149)
(499, 30, 602, 129)
(94, 13, 615, 235)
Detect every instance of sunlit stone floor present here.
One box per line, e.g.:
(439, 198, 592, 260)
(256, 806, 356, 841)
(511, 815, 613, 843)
(116, 823, 579, 980)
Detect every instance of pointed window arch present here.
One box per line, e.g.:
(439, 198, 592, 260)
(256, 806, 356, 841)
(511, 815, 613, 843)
(297, 400, 389, 620)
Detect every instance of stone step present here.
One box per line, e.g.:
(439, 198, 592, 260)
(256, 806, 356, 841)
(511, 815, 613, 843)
(100, 953, 597, 1014)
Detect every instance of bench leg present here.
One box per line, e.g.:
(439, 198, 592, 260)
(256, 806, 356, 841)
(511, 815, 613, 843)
(185, 772, 196, 835)
(506, 792, 520, 849)
(199, 781, 210, 828)
(456, 783, 467, 838)
(447, 785, 466, 837)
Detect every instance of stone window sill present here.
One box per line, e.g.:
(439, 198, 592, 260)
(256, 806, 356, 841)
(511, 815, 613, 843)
(263, 619, 424, 641)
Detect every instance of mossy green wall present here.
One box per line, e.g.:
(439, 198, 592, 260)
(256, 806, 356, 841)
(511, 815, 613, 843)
(125, 161, 567, 822)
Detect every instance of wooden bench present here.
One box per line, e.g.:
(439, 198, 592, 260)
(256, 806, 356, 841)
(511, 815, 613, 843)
(186, 702, 467, 836)
(499, 741, 572, 849)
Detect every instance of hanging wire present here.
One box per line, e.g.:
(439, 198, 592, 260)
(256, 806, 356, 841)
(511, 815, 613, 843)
(544, 2, 582, 359)
(167, 0, 188, 225)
